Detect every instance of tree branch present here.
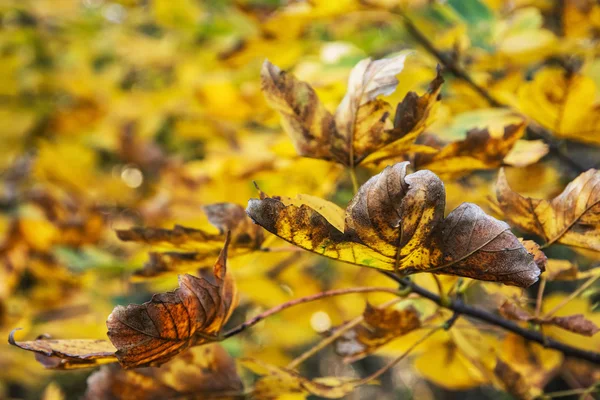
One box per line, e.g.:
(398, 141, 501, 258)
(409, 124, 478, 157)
(400, 13, 587, 175)
(379, 271, 600, 365)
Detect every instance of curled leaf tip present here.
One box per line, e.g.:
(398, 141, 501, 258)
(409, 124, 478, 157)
(8, 328, 23, 345)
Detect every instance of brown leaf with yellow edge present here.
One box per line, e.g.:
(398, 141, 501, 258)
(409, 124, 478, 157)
(241, 358, 361, 399)
(412, 123, 527, 176)
(518, 67, 600, 145)
(117, 203, 264, 278)
(8, 329, 117, 370)
(333, 304, 421, 362)
(497, 168, 600, 251)
(84, 344, 244, 400)
(247, 162, 541, 287)
(261, 57, 443, 167)
(107, 237, 238, 368)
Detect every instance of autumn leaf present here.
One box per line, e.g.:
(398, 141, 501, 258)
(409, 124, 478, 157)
(106, 237, 238, 368)
(118, 203, 264, 277)
(518, 67, 600, 145)
(8, 329, 117, 370)
(261, 56, 443, 167)
(85, 344, 244, 400)
(493, 357, 535, 400)
(247, 162, 542, 286)
(412, 123, 528, 176)
(499, 300, 600, 336)
(497, 168, 600, 250)
(241, 358, 362, 399)
(333, 303, 421, 362)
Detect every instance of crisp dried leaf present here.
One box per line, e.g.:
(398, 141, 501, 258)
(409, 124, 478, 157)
(333, 304, 421, 362)
(248, 162, 541, 286)
(413, 123, 527, 176)
(497, 168, 600, 251)
(107, 239, 238, 368)
(241, 358, 360, 399)
(498, 301, 531, 322)
(85, 344, 243, 400)
(262, 58, 443, 167)
(8, 329, 117, 370)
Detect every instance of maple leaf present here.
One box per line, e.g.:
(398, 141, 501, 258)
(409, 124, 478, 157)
(247, 162, 542, 287)
(333, 303, 421, 362)
(497, 168, 600, 251)
(261, 56, 443, 167)
(106, 237, 238, 368)
(85, 344, 243, 400)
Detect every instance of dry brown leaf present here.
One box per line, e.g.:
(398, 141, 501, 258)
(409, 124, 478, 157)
(413, 123, 527, 176)
(261, 57, 443, 167)
(497, 168, 600, 251)
(248, 162, 542, 286)
(107, 238, 238, 368)
(241, 358, 361, 399)
(118, 203, 263, 278)
(333, 303, 421, 362)
(84, 344, 243, 400)
(8, 329, 117, 370)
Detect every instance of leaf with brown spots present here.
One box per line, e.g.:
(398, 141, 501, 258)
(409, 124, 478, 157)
(261, 57, 443, 167)
(497, 168, 600, 250)
(241, 358, 362, 399)
(247, 161, 542, 286)
(8, 329, 117, 370)
(106, 237, 238, 368)
(333, 304, 421, 362)
(117, 203, 263, 278)
(411, 123, 527, 176)
(84, 344, 244, 400)
(493, 357, 535, 400)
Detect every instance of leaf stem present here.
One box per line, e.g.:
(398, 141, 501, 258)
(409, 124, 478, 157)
(379, 271, 600, 364)
(285, 297, 405, 369)
(222, 287, 400, 339)
(542, 273, 600, 319)
(349, 167, 359, 194)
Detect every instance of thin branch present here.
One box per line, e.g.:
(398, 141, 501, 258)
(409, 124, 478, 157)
(542, 273, 600, 319)
(399, 12, 586, 174)
(222, 287, 400, 339)
(379, 271, 600, 364)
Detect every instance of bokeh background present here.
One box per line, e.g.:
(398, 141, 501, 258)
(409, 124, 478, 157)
(1, 0, 600, 399)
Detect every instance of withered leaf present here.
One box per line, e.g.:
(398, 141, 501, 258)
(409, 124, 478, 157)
(85, 344, 244, 400)
(499, 301, 599, 336)
(241, 358, 360, 399)
(412, 123, 527, 176)
(333, 304, 421, 362)
(247, 162, 541, 287)
(497, 168, 600, 251)
(118, 202, 263, 278)
(107, 238, 238, 368)
(261, 57, 443, 167)
(8, 329, 117, 370)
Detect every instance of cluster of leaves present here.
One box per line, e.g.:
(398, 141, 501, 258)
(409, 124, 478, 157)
(2, 0, 600, 399)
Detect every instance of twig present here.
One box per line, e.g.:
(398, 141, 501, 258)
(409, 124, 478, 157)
(222, 287, 400, 339)
(379, 271, 600, 364)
